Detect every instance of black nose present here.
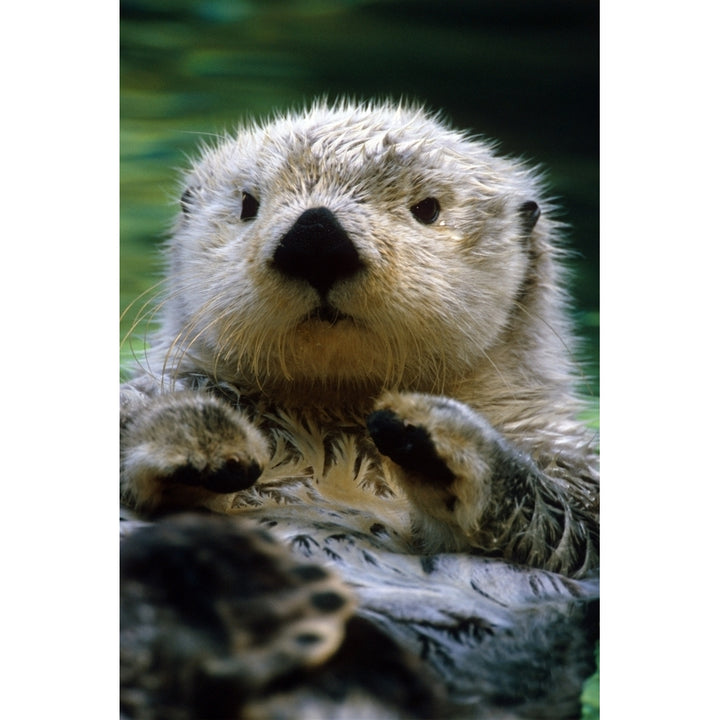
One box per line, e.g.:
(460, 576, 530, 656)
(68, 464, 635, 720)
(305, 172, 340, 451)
(272, 207, 362, 295)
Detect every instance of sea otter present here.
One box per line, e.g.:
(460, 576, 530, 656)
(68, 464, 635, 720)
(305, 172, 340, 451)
(120, 100, 599, 719)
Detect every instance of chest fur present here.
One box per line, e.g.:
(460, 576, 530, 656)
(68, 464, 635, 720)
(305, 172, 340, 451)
(203, 406, 417, 552)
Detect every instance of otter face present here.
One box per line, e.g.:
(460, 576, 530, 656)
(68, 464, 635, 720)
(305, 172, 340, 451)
(164, 102, 548, 398)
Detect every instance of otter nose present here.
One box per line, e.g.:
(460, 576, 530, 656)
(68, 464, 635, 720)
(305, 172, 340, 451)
(272, 207, 362, 296)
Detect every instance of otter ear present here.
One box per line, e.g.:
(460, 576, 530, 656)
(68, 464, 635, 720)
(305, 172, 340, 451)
(180, 186, 199, 215)
(518, 200, 541, 235)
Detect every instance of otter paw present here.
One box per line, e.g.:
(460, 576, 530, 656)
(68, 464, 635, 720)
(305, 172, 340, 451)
(121, 391, 270, 513)
(367, 392, 510, 551)
(121, 515, 356, 718)
(366, 408, 454, 486)
(166, 457, 263, 494)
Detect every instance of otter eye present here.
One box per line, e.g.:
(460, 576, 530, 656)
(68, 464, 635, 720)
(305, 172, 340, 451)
(240, 191, 260, 221)
(410, 197, 440, 225)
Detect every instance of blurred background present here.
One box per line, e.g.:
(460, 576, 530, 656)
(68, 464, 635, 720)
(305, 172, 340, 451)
(120, 0, 599, 397)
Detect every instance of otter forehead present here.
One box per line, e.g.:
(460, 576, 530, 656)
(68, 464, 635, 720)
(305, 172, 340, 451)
(187, 102, 514, 203)
(259, 104, 468, 165)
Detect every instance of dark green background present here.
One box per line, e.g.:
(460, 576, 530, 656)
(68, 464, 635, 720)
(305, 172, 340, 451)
(120, 0, 599, 396)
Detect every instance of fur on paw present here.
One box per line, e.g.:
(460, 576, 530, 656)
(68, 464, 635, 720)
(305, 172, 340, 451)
(121, 391, 270, 513)
(120, 514, 357, 718)
(367, 392, 508, 551)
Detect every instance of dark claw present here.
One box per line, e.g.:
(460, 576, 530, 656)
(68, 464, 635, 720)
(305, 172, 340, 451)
(366, 409, 454, 485)
(167, 459, 263, 494)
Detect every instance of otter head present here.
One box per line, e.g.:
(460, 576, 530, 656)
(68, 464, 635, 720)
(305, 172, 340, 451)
(161, 101, 556, 405)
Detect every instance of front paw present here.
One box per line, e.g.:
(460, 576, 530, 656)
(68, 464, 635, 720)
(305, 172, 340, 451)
(366, 408, 455, 486)
(367, 391, 500, 486)
(367, 392, 509, 551)
(121, 391, 270, 513)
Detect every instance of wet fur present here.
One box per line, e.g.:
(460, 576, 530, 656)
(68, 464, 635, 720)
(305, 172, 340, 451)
(120, 100, 599, 718)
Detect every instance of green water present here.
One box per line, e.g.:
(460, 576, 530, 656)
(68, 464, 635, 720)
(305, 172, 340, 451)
(121, 0, 598, 393)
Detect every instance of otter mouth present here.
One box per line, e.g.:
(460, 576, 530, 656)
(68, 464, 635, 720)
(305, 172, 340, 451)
(305, 304, 352, 326)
